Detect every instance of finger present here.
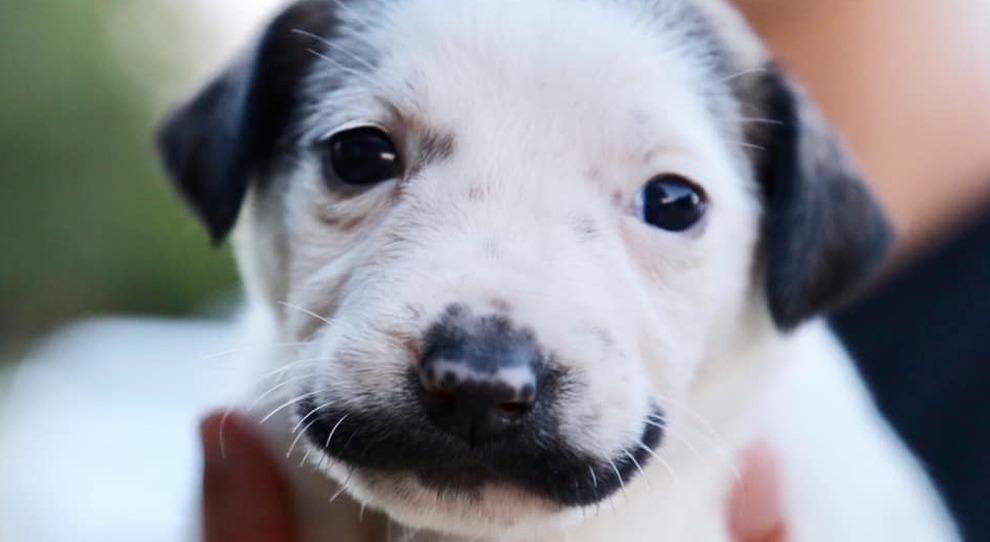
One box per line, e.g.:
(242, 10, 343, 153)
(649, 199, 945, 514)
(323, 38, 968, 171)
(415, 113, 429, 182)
(201, 410, 298, 542)
(728, 443, 789, 542)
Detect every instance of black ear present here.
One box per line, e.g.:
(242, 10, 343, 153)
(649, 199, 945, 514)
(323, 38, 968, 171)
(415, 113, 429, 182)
(744, 65, 893, 330)
(156, 0, 335, 243)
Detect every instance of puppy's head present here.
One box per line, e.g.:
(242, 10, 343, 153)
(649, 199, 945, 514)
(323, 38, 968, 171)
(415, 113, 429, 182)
(158, 0, 890, 535)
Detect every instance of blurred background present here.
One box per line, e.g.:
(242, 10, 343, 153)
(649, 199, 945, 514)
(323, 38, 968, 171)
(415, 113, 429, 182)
(0, 1, 289, 362)
(0, 2, 285, 540)
(1, 0, 989, 541)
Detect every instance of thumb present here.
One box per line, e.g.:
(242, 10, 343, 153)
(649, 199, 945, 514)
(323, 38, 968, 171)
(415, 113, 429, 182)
(200, 410, 298, 542)
(728, 443, 789, 542)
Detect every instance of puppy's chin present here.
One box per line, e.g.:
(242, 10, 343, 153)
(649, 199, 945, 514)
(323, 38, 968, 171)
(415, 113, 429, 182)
(322, 462, 580, 537)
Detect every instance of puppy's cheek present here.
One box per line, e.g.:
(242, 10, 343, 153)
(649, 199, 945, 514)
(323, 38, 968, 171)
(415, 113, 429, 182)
(557, 361, 654, 457)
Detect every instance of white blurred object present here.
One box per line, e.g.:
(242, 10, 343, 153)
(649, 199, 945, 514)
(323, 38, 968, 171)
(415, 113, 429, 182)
(1, 2, 292, 539)
(0, 2, 291, 541)
(181, 0, 290, 42)
(111, 0, 289, 107)
(0, 318, 243, 542)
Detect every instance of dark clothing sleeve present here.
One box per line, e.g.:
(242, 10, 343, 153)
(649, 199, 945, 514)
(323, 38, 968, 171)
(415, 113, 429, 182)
(832, 211, 990, 542)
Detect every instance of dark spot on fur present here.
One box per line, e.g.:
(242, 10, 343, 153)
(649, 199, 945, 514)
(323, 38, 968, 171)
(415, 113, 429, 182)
(420, 131, 454, 162)
(405, 303, 426, 322)
(482, 239, 501, 259)
(611, 190, 624, 207)
(588, 327, 615, 351)
(467, 185, 487, 202)
(408, 131, 455, 177)
(573, 214, 600, 241)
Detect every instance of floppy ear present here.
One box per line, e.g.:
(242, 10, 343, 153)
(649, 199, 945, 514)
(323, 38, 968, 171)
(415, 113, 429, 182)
(744, 65, 893, 330)
(156, 0, 334, 243)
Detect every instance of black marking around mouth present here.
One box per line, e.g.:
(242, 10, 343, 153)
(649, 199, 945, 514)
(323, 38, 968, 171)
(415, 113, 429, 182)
(297, 389, 665, 507)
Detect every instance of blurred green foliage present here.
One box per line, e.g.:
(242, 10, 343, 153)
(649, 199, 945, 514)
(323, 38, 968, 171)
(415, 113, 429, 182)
(0, 1, 238, 359)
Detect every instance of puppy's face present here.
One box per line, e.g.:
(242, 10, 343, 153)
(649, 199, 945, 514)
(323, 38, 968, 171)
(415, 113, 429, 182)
(158, 0, 890, 535)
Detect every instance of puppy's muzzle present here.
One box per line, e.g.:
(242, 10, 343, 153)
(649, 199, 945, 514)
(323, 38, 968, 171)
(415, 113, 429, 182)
(419, 306, 541, 446)
(298, 304, 663, 506)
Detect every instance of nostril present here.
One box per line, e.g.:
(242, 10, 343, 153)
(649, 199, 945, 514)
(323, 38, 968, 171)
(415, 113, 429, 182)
(440, 370, 459, 389)
(495, 400, 532, 421)
(428, 388, 458, 407)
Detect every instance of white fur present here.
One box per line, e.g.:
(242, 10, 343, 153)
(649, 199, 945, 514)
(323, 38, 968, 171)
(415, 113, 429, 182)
(218, 0, 960, 540)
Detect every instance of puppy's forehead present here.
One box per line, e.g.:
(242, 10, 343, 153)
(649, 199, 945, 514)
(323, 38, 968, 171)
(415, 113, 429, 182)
(303, 0, 733, 160)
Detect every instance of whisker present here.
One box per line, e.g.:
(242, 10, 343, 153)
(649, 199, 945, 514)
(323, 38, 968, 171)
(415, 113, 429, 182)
(324, 413, 352, 449)
(292, 399, 336, 433)
(606, 457, 628, 503)
(648, 411, 740, 482)
(303, 48, 381, 88)
(248, 372, 322, 413)
(733, 141, 766, 152)
(287, 417, 322, 458)
(328, 468, 354, 504)
(647, 417, 704, 459)
(291, 29, 378, 74)
(279, 300, 334, 327)
(217, 365, 322, 459)
(243, 357, 329, 397)
(637, 441, 681, 487)
(720, 66, 767, 84)
(215, 409, 243, 461)
(331, 0, 379, 30)
(198, 341, 312, 361)
(727, 116, 785, 126)
(260, 391, 321, 424)
(623, 449, 651, 489)
(675, 409, 722, 443)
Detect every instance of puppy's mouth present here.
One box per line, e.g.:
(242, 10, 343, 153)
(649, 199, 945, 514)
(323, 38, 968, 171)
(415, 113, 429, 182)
(415, 464, 501, 491)
(295, 394, 664, 507)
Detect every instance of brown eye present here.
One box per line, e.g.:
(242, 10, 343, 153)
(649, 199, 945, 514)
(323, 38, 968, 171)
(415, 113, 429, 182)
(637, 174, 707, 232)
(323, 127, 401, 186)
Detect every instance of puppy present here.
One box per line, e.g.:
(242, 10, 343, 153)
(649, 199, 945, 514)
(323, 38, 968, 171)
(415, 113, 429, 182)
(157, 0, 959, 540)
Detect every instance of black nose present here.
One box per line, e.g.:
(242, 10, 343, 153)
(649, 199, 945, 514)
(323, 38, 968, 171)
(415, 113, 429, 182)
(418, 307, 542, 446)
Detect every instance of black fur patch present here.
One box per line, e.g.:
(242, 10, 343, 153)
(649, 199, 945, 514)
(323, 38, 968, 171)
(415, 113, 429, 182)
(298, 388, 664, 507)
(155, 0, 336, 242)
(746, 66, 893, 329)
(572, 214, 601, 242)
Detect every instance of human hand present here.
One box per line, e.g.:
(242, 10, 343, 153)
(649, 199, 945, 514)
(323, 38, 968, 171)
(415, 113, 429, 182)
(200, 411, 299, 542)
